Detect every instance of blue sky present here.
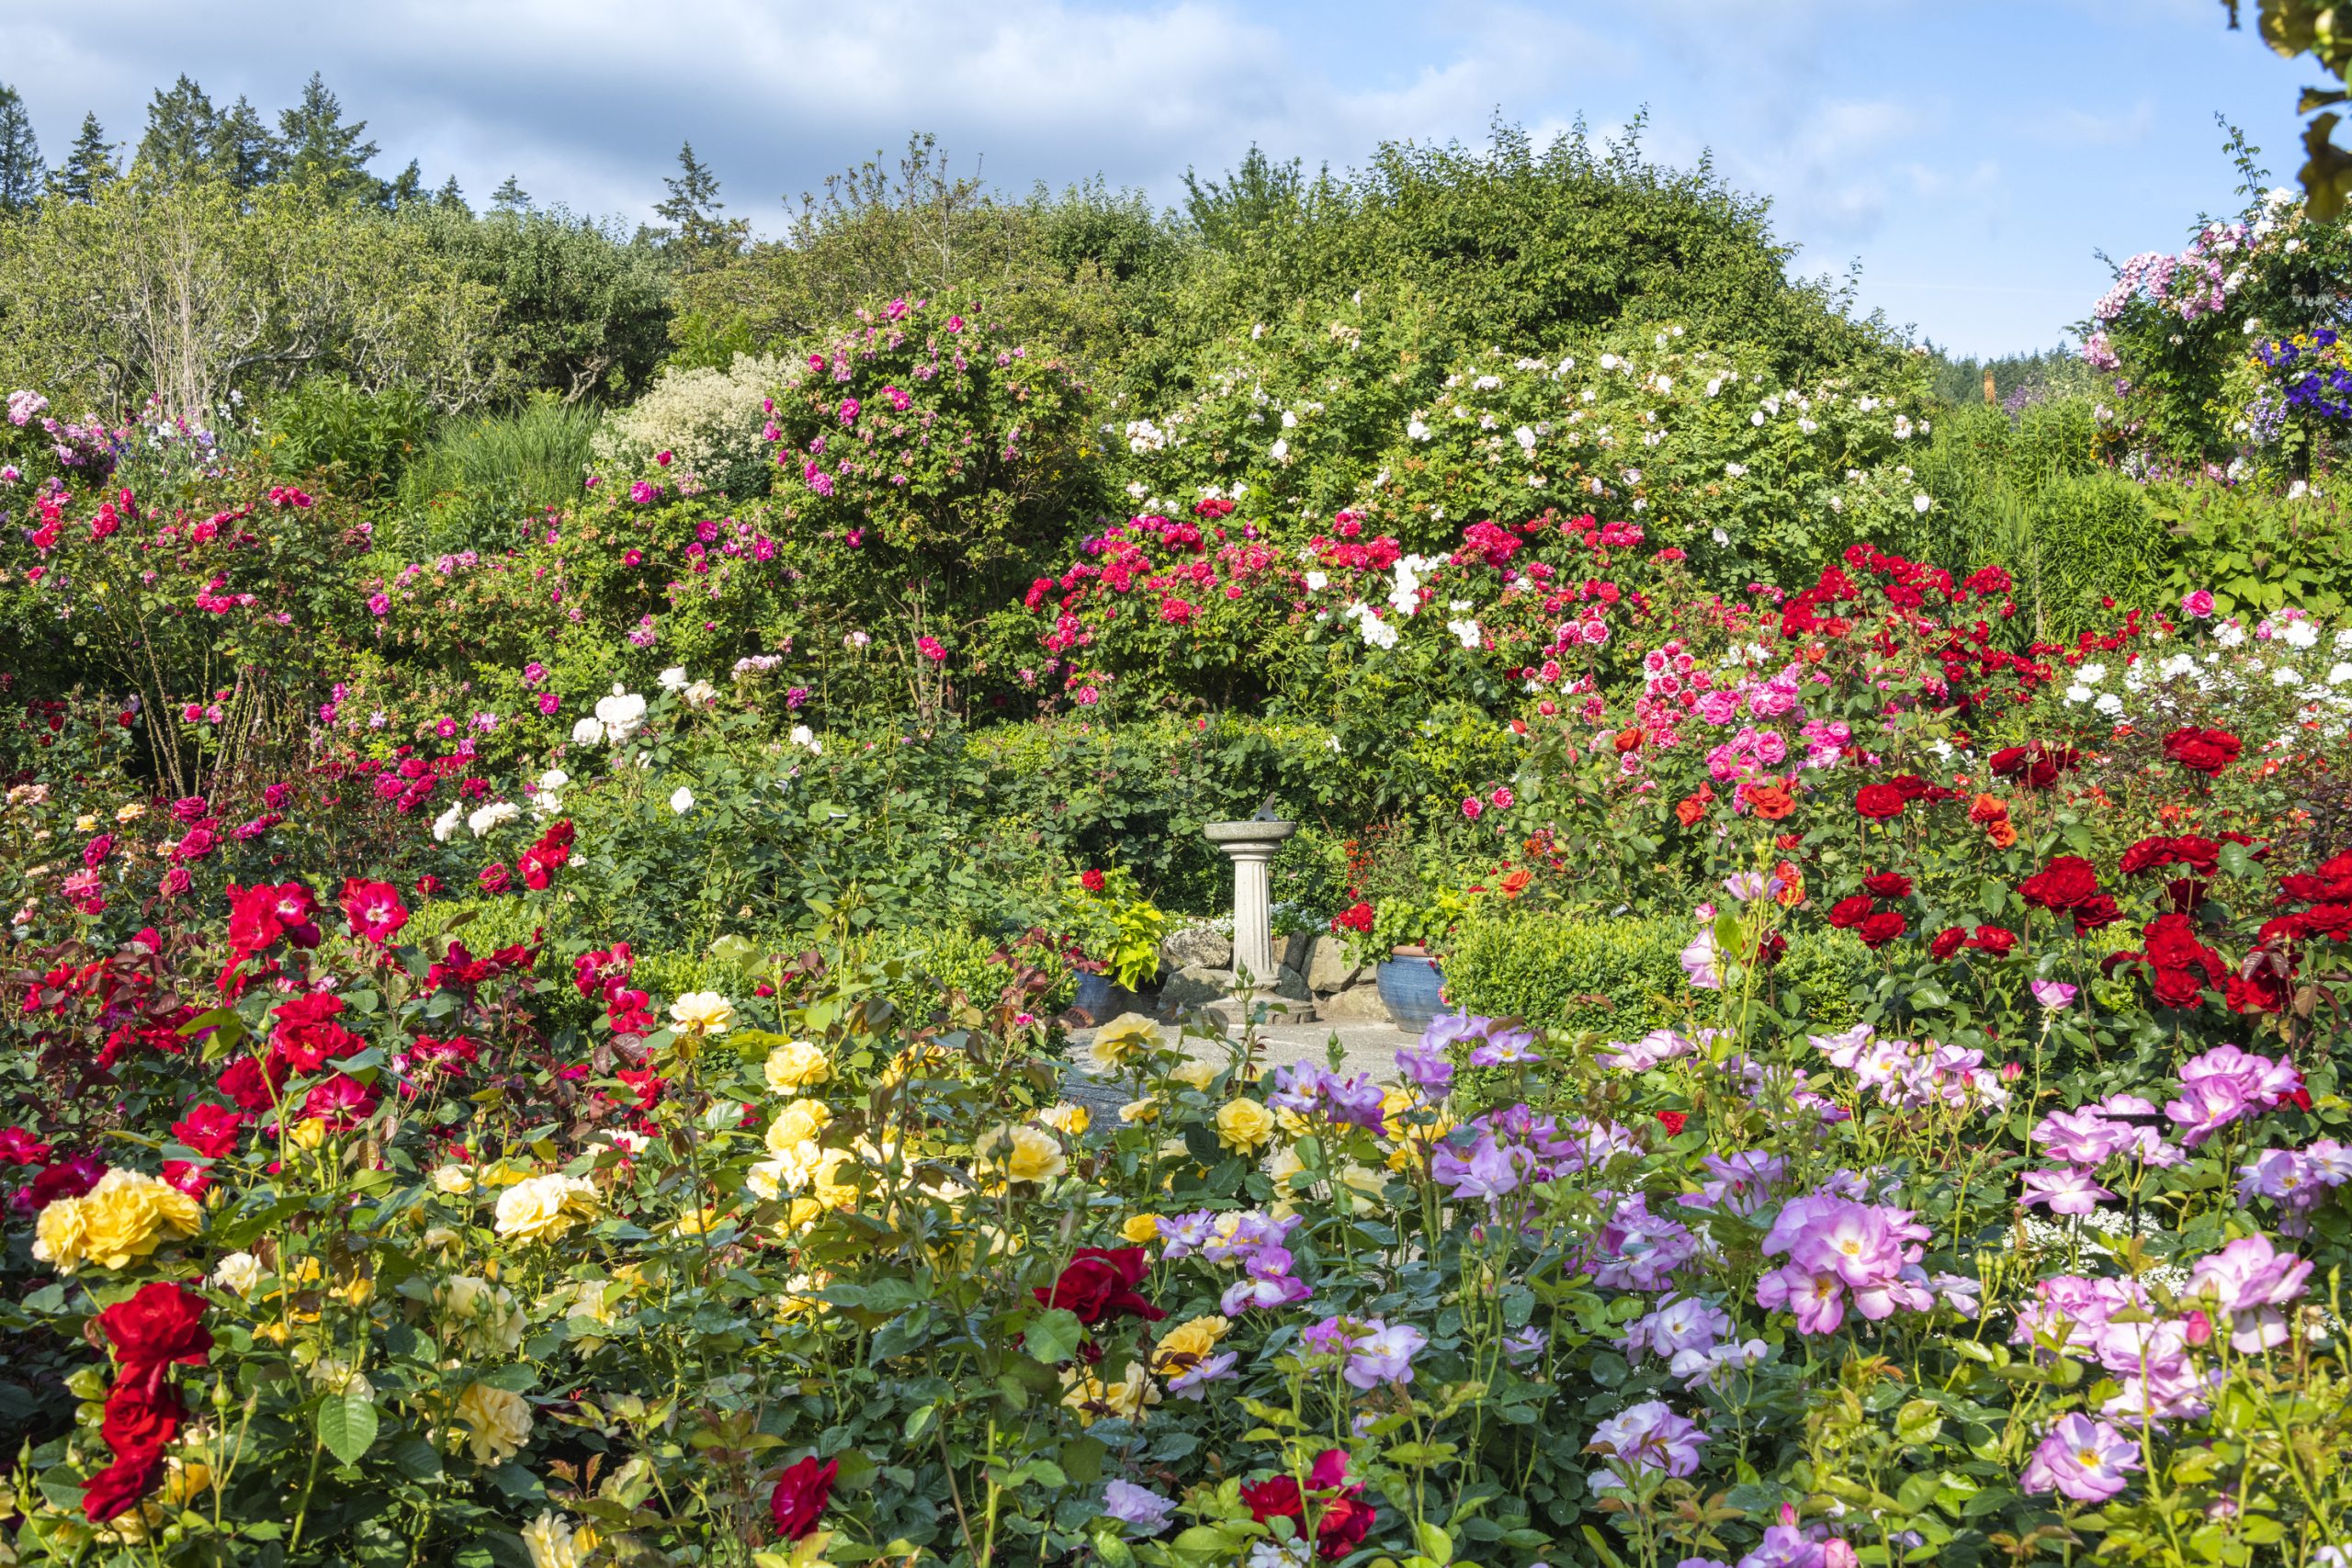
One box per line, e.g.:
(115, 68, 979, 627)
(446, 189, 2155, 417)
(0, 0, 2323, 355)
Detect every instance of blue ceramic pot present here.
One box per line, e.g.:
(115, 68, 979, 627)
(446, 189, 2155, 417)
(1375, 953, 1444, 1030)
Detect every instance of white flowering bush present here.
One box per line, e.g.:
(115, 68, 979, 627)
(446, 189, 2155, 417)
(592, 353, 793, 497)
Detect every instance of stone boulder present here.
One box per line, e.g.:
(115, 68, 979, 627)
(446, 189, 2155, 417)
(1157, 964, 1238, 1012)
(1160, 923, 1234, 974)
(1316, 983, 1392, 1023)
(1304, 935, 1363, 994)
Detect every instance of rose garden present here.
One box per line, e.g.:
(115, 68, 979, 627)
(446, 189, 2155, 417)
(0, 62, 2349, 1568)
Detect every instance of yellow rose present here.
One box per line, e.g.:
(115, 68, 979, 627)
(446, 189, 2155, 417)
(432, 1165, 476, 1195)
(74, 814, 97, 832)
(978, 1124, 1068, 1186)
(1167, 1059, 1219, 1092)
(1214, 1099, 1276, 1154)
(763, 1039, 831, 1093)
(493, 1174, 599, 1241)
(668, 990, 735, 1036)
(456, 1381, 533, 1464)
(764, 1098, 832, 1153)
(1038, 1102, 1091, 1137)
(32, 1195, 92, 1272)
(520, 1511, 600, 1568)
(116, 802, 146, 823)
(289, 1119, 328, 1150)
(1153, 1314, 1230, 1373)
(1060, 1360, 1161, 1426)
(1119, 1213, 1162, 1244)
(44, 1169, 202, 1273)
(1266, 1146, 1309, 1188)
(1117, 1099, 1159, 1124)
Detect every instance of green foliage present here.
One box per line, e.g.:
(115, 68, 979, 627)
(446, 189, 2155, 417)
(261, 378, 434, 499)
(1443, 912, 1870, 1036)
(0, 178, 507, 419)
(1184, 118, 1900, 387)
(2146, 478, 2352, 615)
(419, 204, 673, 403)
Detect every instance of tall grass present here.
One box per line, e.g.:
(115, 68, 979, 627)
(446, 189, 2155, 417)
(387, 395, 600, 554)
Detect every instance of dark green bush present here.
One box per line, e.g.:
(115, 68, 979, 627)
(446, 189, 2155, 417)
(263, 378, 434, 498)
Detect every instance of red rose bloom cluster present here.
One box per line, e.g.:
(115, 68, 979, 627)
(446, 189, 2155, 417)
(1242, 1449, 1374, 1560)
(2160, 726, 2242, 776)
(84, 1283, 211, 1522)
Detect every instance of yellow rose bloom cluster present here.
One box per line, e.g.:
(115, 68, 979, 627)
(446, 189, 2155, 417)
(32, 1168, 202, 1273)
(1059, 1360, 1160, 1426)
(492, 1174, 600, 1241)
(763, 1038, 831, 1092)
(520, 1511, 601, 1568)
(1152, 1314, 1231, 1374)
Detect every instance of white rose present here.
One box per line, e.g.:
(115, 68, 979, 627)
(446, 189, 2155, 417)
(432, 803, 464, 842)
(571, 716, 605, 747)
(658, 667, 688, 691)
(210, 1251, 264, 1296)
(669, 786, 695, 814)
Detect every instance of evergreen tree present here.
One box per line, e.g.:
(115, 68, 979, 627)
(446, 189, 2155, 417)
(386, 158, 425, 209)
(211, 96, 280, 190)
(47, 113, 118, 203)
(491, 174, 530, 213)
(276, 73, 380, 201)
(435, 175, 468, 212)
(135, 74, 220, 183)
(652, 141, 748, 270)
(0, 84, 43, 210)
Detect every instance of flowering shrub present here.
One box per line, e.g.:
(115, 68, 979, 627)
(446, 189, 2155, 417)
(591, 353, 795, 498)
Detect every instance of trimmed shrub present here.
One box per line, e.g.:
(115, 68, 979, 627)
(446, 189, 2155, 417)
(1443, 912, 1869, 1037)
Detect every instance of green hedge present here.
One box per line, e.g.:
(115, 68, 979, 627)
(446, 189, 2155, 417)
(1443, 913, 1871, 1038)
(422, 899, 1074, 1023)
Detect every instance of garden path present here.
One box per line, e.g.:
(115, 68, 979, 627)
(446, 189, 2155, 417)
(1057, 1017, 1414, 1113)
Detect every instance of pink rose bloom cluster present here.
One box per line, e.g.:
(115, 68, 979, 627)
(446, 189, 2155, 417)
(2164, 1043, 2304, 1147)
(1756, 1192, 1934, 1334)
(1809, 1024, 2009, 1114)
(2014, 1274, 2216, 1426)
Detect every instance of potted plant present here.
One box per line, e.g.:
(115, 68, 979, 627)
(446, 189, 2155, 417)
(1331, 888, 1467, 1029)
(1064, 866, 1171, 1021)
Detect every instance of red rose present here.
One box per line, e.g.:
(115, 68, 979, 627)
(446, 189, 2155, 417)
(1753, 931, 1786, 966)
(1032, 1247, 1166, 1325)
(101, 1380, 185, 1455)
(339, 877, 410, 942)
(1857, 911, 1907, 949)
(1928, 926, 1967, 961)
(1861, 872, 1912, 898)
(2018, 855, 2100, 911)
(1826, 895, 1872, 930)
(216, 1054, 287, 1113)
(2150, 965, 2208, 1010)
(170, 1102, 247, 1159)
(2072, 895, 2122, 935)
(1969, 925, 2018, 956)
(769, 1454, 839, 1541)
(1887, 773, 1931, 801)
(1854, 784, 1906, 820)
(1242, 1474, 1305, 1525)
(98, 1283, 211, 1398)
(1315, 1495, 1376, 1559)
(2162, 726, 2241, 775)
(1655, 1110, 1689, 1135)
(1080, 868, 1107, 893)
(81, 1450, 164, 1523)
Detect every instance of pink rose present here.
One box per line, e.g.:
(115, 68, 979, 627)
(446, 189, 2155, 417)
(2181, 589, 2215, 619)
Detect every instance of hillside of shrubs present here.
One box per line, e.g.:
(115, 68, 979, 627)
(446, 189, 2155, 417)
(0, 74, 2347, 1568)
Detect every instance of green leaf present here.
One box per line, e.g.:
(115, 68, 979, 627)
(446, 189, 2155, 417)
(317, 1386, 379, 1465)
(1416, 1521, 1454, 1564)
(1024, 1308, 1085, 1366)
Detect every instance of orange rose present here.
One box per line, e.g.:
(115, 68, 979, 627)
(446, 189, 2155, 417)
(1674, 796, 1706, 828)
(1499, 869, 1532, 898)
(1747, 784, 1796, 821)
(1771, 860, 1804, 908)
(1985, 820, 2018, 849)
(1966, 793, 2007, 825)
